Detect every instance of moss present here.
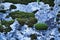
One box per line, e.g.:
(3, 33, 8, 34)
(34, 23, 48, 30)
(10, 5, 17, 10)
(27, 23, 34, 27)
(4, 0, 54, 6)
(17, 17, 37, 27)
(4, 27, 12, 33)
(0, 10, 6, 13)
(30, 34, 37, 40)
(17, 18, 27, 26)
(4, 0, 36, 4)
(40, 0, 54, 7)
(1, 20, 14, 27)
(6, 11, 35, 19)
(0, 20, 13, 33)
(6, 11, 37, 27)
(27, 17, 37, 27)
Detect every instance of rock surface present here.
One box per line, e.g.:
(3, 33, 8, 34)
(0, 0, 60, 40)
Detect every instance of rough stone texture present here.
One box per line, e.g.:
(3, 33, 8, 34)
(0, 0, 60, 40)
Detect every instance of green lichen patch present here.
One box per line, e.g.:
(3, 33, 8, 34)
(4, 0, 36, 4)
(0, 20, 14, 33)
(17, 18, 27, 26)
(4, 0, 54, 6)
(27, 17, 37, 27)
(0, 24, 12, 33)
(16, 17, 37, 27)
(1, 20, 14, 27)
(6, 11, 35, 19)
(34, 23, 48, 30)
(6, 11, 37, 27)
(40, 0, 54, 7)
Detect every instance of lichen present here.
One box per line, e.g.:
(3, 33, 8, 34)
(4, 0, 36, 4)
(0, 20, 14, 33)
(40, 0, 54, 7)
(27, 17, 37, 27)
(6, 11, 35, 19)
(6, 11, 37, 27)
(34, 23, 48, 30)
(17, 18, 27, 26)
(50, 38, 55, 40)
(1, 20, 14, 27)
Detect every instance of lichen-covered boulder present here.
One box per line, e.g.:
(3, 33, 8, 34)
(27, 17, 37, 27)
